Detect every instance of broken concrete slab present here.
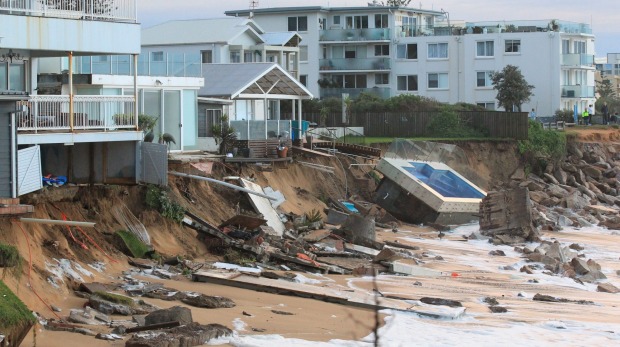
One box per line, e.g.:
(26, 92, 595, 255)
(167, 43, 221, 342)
(419, 297, 462, 307)
(239, 178, 285, 236)
(78, 282, 109, 294)
(125, 322, 233, 347)
(145, 306, 193, 326)
(180, 294, 236, 309)
(302, 229, 332, 242)
(391, 261, 442, 277)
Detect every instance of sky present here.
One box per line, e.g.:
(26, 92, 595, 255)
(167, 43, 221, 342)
(137, 0, 619, 58)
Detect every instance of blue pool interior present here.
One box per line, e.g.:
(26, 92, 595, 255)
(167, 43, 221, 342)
(403, 162, 485, 199)
(341, 201, 360, 213)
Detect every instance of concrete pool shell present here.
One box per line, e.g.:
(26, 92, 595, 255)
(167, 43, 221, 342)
(375, 158, 487, 224)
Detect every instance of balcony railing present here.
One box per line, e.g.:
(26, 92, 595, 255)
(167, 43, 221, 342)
(319, 58, 391, 71)
(0, 0, 136, 23)
(230, 120, 291, 141)
(320, 87, 391, 100)
(73, 53, 203, 78)
(17, 95, 136, 132)
(561, 85, 595, 98)
(319, 28, 390, 42)
(395, 25, 454, 38)
(562, 53, 594, 67)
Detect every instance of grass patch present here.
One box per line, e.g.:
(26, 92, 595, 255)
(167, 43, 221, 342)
(115, 230, 150, 258)
(93, 291, 135, 306)
(145, 184, 185, 223)
(0, 280, 36, 331)
(1, 243, 23, 282)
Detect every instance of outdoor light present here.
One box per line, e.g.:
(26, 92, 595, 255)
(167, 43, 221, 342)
(0, 49, 24, 63)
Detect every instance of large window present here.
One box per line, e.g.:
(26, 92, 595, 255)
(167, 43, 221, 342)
(201, 50, 213, 64)
(505, 40, 521, 53)
(375, 14, 388, 28)
(230, 51, 241, 63)
(346, 15, 369, 29)
(198, 109, 222, 138)
(332, 74, 367, 88)
(428, 43, 448, 59)
(477, 102, 495, 110)
(375, 73, 389, 85)
(476, 71, 493, 87)
(151, 51, 164, 62)
(574, 41, 586, 54)
(244, 52, 254, 63)
(299, 46, 308, 62)
(333, 16, 341, 25)
(397, 75, 418, 91)
(476, 41, 494, 57)
(428, 73, 448, 89)
(0, 62, 26, 92)
(397, 44, 417, 59)
(375, 44, 389, 56)
(288, 16, 308, 31)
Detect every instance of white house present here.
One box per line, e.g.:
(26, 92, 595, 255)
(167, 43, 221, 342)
(0, 0, 159, 199)
(225, 5, 596, 117)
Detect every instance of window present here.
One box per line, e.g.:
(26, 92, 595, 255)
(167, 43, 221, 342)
(428, 43, 448, 59)
(151, 51, 164, 62)
(428, 73, 448, 89)
(244, 52, 254, 63)
(201, 50, 213, 64)
(0, 64, 6, 90)
(333, 74, 367, 88)
(333, 16, 341, 25)
(375, 14, 388, 28)
(299, 75, 308, 86)
(1, 63, 26, 92)
(375, 73, 389, 85)
(574, 41, 586, 54)
(375, 44, 389, 56)
(476, 71, 493, 87)
(562, 39, 570, 54)
(288, 16, 308, 31)
(230, 51, 241, 63)
(397, 44, 417, 59)
(476, 41, 494, 57)
(345, 46, 356, 59)
(505, 40, 520, 53)
(346, 15, 369, 29)
(299, 46, 308, 62)
(476, 102, 495, 110)
(397, 75, 418, 91)
(198, 109, 222, 137)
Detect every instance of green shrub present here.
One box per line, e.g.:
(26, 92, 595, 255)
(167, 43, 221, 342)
(145, 185, 185, 224)
(518, 120, 566, 174)
(0, 244, 20, 268)
(426, 108, 487, 138)
(0, 280, 36, 331)
(304, 209, 323, 224)
(115, 230, 150, 258)
(554, 109, 575, 123)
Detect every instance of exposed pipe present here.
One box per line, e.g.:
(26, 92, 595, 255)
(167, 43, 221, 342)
(168, 171, 277, 201)
(19, 218, 96, 228)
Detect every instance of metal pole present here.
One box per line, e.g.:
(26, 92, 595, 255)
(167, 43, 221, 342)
(69, 51, 74, 131)
(20, 218, 96, 228)
(134, 54, 139, 130)
(10, 112, 17, 198)
(168, 171, 278, 201)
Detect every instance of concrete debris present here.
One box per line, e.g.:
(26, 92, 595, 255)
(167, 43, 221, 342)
(125, 322, 233, 347)
(597, 283, 620, 293)
(145, 306, 193, 326)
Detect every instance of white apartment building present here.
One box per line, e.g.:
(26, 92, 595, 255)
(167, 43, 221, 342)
(226, 5, 596, 117)
(596, 53, 620, 98)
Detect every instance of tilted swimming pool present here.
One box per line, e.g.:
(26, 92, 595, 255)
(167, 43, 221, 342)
(404, 162, 485, 199)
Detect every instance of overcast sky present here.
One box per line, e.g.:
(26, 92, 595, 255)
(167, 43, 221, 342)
(138, 0, 619, 57)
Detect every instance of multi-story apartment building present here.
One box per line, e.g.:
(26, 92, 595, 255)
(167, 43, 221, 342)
(596, 53, 620, 97)
(226, 5, 596, 117)
(0, 1, 150, 199)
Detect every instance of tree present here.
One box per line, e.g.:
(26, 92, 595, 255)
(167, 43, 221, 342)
(381, 0, 412, 6)
(596, 79, 616, 99)
(490, 65, 534, 112)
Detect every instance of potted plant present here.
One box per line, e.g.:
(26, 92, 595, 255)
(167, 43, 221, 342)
(138, 114, 158, 142)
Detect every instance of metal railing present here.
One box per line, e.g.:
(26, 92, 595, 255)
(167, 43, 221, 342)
(17, 95, 136, 132)
(229, 120, 291, 141)
(319, 28, 390, 42)
(319, 58, 391, 71)
(395, 25, 454, 38)
(561, 53, 594, 66)
(0, 0, 137, 23)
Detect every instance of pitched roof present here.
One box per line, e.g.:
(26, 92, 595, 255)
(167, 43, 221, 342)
(200, 63, 312, 100)
(261, 32, 302, 47)
(141, 18, 265, 46)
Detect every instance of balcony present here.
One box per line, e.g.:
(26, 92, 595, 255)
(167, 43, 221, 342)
(229, 120, 291, 141)
(562, 54, 594, 67)
(319, 28, 390, 42)
(74, 53, 203, 78)
(319, 58, 391, 72)
(17, 95, 136, 132)
(561, 85, 595, 98)
(320, 87, 391, 100)
(0, 0, 136, 22)
(395, 25, 454, 38)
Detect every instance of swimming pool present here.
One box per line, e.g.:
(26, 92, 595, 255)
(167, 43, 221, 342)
(403, 162, 485, 199)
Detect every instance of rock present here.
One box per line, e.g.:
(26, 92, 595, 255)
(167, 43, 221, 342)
(51, 305, 62, 313)
(145, 306, 193, 326)
(484, 297, 500, 305)
(95, 333, 123, 341)
(526, 181, 545, 192)
(557, 215, 573, 227)
(489, 306, 508, 313)
(543, 173, 559, 185)
(111, 325, 127, 335)
(554, 169, 568, 185)
(583, 166, 603, 180)
(88, 295, 134, 316)
(529, 191, 550, 204)
(561, 263, 576, 278)
(511, 167, 526, 181)
(527, 252, 544, 262)
(181, 294, 236, 309)
(520, 265, 534, 274)
(374, 248, 403, 262)
(568, 145, 583, 159)
(577, 185, 597, 200)
(125, 322, 233, 347)
(133, 315, 147, 327)
(571, 257, 590, 275)
(569, 243, 584, 251)
(419, 297, 462, 307)
(488, 250, 506, 256)
(564, 192, 590, 210)
(68, 309, 109, 325)
(547, 185, 569, 199)
(597, 283, 620, 293)
(271, 310, 295, 315)
(597, 193, 617, 205)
